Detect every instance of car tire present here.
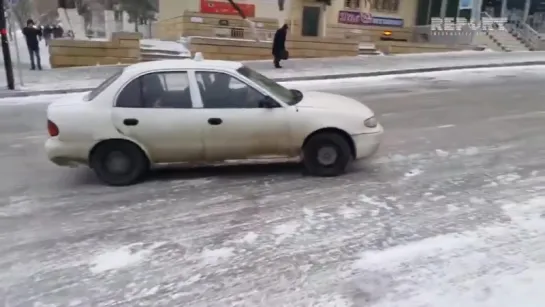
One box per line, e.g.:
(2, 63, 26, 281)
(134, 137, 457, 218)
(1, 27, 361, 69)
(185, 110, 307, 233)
(90, 140, 149, 186)
(302, 132, 352, 177)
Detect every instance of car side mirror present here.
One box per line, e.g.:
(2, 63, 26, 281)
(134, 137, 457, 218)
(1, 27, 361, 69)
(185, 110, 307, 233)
(258, 96, 278, 108)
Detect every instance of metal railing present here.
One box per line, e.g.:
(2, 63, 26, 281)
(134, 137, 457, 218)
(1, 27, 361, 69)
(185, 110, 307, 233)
(504, 18, 545, 50)
(211, 27, 274, 41)
(412, 24, 475, 45)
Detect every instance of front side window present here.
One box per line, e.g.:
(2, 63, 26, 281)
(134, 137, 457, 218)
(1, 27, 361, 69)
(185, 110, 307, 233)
(195, 71, 271, 109)
(236, 66, 298, 105)
(115, 71, 193, 109)
(85, 68, 124, 101)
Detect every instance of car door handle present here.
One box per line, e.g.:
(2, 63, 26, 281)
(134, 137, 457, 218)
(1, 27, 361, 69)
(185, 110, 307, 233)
(208, 118, 222, 125)
(123, 118, 138, 126)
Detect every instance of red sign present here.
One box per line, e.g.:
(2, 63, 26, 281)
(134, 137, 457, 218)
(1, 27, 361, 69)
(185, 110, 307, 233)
(200, 0, 256, 18)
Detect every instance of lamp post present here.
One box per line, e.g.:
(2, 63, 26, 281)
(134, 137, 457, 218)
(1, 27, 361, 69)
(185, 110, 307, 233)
(0, 0, 14, 90)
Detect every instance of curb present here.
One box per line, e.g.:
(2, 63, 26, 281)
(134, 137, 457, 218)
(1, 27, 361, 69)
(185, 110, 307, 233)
(272, 60, 545, 82)
(3, 61, 545, 98)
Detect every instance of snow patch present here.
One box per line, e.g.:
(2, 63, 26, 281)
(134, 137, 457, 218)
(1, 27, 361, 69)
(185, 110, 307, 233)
(338, 205, 358, 219)
(404, 168, 423, 177)
(359, 194, 386, 207)
(140, 39, 191, 57)
(447, 204, 460, 212)
(458, 146, 480, 156)
(435, 149, 449, 157)
(430, 195, 446, 201)
(497, 173, 521, 184)
(89, 244, 155, 274)
(178, 274, 202, 287)
(469, 197, 487, 205)
(272, 221, 300, 244)
(239, 232, 259, 244)
(200, 247, 235, 265)
(351, 196, 545, 306)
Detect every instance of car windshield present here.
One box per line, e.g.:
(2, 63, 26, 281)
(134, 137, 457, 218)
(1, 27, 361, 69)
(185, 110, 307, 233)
(84, 68, 124, 101)
(236, 66, 301, 105)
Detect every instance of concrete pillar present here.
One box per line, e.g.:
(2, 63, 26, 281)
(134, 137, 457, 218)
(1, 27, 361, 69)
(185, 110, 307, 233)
(440, 0, 448, 19)
(500, 0, 507, 17)
(472, 0, 482, 21)
(523, 0, 531, 23)
(321, 3, 327, 37)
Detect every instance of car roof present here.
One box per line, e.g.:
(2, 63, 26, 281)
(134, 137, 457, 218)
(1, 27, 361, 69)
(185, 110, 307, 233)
(123, 59, 244, 75)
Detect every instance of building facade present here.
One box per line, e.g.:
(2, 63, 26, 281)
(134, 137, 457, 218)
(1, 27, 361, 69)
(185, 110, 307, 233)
(158, 0, 417, 32)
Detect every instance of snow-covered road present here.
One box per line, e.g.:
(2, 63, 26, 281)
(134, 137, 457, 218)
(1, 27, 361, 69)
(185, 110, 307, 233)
(2, 67, 545, 306)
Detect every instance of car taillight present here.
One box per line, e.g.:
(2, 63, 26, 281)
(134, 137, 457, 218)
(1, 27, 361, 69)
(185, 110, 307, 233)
(47, 120, 59, 137)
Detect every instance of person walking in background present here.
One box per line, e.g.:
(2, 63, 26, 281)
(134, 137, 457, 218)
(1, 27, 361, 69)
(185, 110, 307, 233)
(22, 19, 43, 70)
(53, 22, 64, 38)
(43, 24, 53, 46)
(272, 24, 289, 69)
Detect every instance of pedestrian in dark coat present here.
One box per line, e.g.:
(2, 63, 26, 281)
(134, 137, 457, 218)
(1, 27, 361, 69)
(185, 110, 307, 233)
(22, 19, 42, 70)
(43, 25, 53, 46)
(272, 24, 288, 68)
(53, 23, 64, 38)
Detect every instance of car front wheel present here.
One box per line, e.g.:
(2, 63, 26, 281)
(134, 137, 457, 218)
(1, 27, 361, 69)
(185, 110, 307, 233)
(90, 140, 149, 186)
(302, 132, 352, 177)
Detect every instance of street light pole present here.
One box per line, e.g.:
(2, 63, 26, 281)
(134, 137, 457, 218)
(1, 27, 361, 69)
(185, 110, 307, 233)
(0, 0, 14, 90)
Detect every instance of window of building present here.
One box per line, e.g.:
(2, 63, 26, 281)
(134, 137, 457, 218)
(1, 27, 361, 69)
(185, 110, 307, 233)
(345, 0, 360, 9)
(371, 0, 400, 12)
(58, 0, 76, 9)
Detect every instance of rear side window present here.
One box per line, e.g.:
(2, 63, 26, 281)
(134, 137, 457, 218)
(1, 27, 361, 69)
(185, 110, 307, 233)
(116, 78, 142, 108)
(85, 68, 124, 101)
(115, 71, 193, 109)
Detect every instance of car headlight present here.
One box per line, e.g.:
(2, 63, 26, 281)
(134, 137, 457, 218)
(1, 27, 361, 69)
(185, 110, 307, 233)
(364, 116, 378, 128)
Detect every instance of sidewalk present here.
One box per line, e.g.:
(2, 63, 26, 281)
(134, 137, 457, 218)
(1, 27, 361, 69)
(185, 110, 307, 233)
(1, 51, 545, 98)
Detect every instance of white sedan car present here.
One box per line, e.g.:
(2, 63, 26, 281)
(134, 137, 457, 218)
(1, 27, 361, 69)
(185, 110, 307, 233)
(45, 58, 383, 186)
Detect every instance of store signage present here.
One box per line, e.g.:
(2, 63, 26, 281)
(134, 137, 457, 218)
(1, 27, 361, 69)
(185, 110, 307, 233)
(338, 11, 404, 27)
(200, 0, 256, 18)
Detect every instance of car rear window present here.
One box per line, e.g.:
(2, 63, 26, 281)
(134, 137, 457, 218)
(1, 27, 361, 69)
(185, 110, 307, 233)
(84, 68, 124, 101)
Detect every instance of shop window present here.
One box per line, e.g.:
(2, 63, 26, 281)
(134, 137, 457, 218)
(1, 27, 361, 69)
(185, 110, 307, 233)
(371, 0, 399, 12)
(345, 0, 360, 9)
(58, 0, 76, 9)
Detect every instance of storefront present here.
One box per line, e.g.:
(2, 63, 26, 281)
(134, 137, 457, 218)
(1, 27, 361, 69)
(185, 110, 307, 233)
(158, 0, 418, 30)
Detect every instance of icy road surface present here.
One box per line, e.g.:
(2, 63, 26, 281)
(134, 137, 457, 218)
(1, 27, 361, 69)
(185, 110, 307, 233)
(2, 67, 545, 306)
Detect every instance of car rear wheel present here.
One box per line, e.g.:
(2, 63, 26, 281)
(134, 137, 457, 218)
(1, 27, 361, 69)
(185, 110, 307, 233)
(90, 140, 149, 186)
(302, 132, 352, 177)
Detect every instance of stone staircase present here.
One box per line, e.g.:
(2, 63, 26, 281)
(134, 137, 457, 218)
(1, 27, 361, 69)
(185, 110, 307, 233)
(472, 32, 504, 51)
(485, 30, 530, 52)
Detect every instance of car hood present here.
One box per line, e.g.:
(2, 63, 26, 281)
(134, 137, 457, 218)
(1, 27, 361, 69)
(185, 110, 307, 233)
(296, 91, 374, 118)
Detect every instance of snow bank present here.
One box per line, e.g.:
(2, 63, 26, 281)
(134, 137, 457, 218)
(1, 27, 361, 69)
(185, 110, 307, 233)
(140, 39, 191, 57)
(352, 196, 545, 307)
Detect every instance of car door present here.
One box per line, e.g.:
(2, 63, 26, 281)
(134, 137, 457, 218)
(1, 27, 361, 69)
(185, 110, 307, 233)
(111, 70, 204, 163)
(194, 70, 291, 161)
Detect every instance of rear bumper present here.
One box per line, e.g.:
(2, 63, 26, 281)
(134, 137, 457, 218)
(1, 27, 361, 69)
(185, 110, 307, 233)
(45, 138, 89, 167)
(352, 128, 383, 160)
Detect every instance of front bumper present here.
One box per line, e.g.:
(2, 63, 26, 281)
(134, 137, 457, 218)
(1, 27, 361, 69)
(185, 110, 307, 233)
(352, 126, 383, 159)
